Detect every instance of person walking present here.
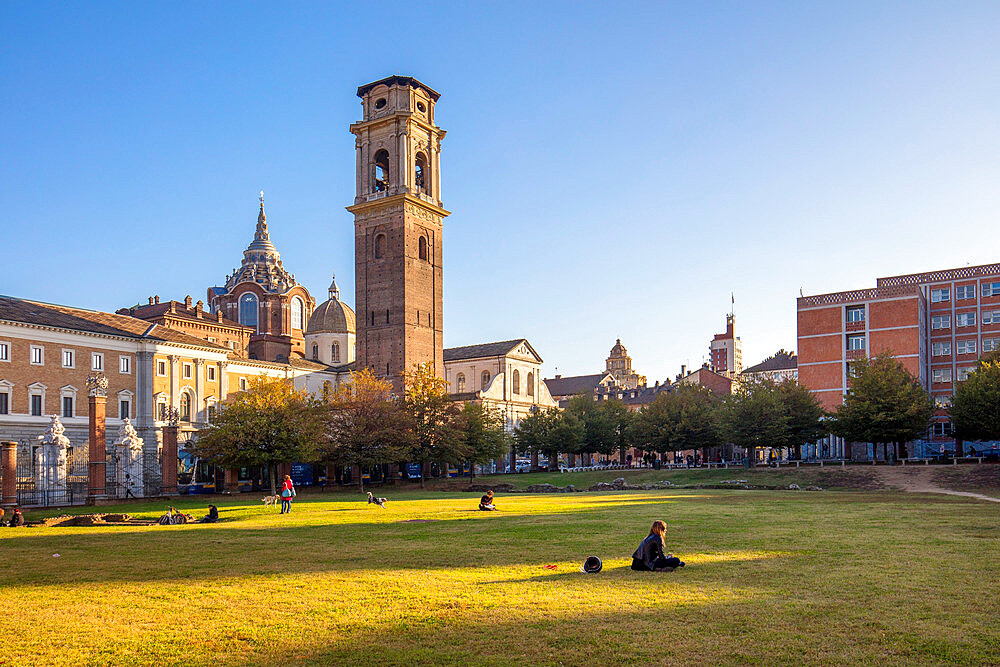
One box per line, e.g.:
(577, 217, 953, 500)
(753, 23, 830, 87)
(631, 520, 684, 572)
(280, 474, 295, 514)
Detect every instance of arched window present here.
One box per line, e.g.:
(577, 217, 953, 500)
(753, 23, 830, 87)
(512, 369, 520, 395)
(312, 344, 318, 360)
(415, 152, 428, 193)
(239, 293, 258, 330)
(456, 373, 466, 392)
(332, 342, 340, 363)
(527, 372, 534, 397)
(291, 297, 304, 330)
(373, 149, 389, 192)
(418, 236, 428, 261)
(179, 393, 191, 422)
(481, 371, 491, 390)
(374, 234, 386, 259)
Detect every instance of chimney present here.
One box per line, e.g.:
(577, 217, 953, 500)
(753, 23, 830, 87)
(148, 296, 154, 306)
(195, 300, 204, 317)
(216, 310, 223, 322)
(680, 364, 686, 377)
(554, 374, 561, 379)
(184, 295, 192, 308)
(154, 295, 160, 304)
(168, 301, 176, 314)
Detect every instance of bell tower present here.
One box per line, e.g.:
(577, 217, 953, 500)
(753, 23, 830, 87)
(348, 76, 448, 391)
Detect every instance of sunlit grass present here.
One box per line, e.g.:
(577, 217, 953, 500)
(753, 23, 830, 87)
(2, 490, 999, 665)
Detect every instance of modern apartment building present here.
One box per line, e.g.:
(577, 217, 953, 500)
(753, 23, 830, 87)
(797, 263, 1000, 455)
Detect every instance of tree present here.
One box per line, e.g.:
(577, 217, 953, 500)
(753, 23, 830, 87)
(768, 379, 827, 457)
(320, 369, 412, 492)
(636, 385, 722, 462)
(401, 364, 468, 487)
(565, 395, 615, 463)
(722, 382, 789, 465)
(951, 352, 1000, 449)
(544, 409, 585, 470)
(829, 353, 934, 461)
(513, 407, 552, 465)
(193, 375, 323, 493)
(460, 402, 510, 476)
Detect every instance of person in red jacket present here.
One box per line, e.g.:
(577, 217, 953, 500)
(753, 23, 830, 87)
(280, 475, 295, 514)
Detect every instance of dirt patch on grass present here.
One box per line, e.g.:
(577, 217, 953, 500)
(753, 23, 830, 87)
(932, 465, 1000, 495)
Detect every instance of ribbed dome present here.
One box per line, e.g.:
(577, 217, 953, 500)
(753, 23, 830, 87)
(306, 276, 355, 334)
(610, 338, 627, 356)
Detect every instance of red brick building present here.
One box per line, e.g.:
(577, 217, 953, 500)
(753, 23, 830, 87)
(797, 263, 1000, 456)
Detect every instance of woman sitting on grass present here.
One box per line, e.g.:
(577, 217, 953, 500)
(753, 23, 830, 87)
(631, 520, 684, 572)
(479, 490, 498, 511)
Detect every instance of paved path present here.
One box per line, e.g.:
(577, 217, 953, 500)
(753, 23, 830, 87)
(876, 467, 1000, 504)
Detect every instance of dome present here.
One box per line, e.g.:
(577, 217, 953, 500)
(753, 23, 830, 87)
(306, 276, 356, 334)
(610, 338, 627, 356)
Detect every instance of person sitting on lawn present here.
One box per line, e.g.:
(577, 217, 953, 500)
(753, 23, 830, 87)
(479, 490, 498, 511)
(8, 507, 25, 527)
(631, 520, 684, 572)
(199, 505, 219, 523)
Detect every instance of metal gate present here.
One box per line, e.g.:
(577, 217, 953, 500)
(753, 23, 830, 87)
(105, 449, 162, 500)
(15, 439, 89, 507)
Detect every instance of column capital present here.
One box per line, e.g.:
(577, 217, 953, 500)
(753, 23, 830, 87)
(193, 358, 205, 368)
(167, 354, 179, 363)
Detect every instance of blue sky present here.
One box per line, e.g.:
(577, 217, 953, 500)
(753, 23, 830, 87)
(3, 2, 999, 381)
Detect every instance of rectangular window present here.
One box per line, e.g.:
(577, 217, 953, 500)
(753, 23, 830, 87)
(957, 340, 977, 355)
(982, 310, 1000, 325)
(30, 345, 44, 365)
(931, 315, 951, 330)
(956, 312, 976, 327)
(932, 342, 951, 356)
(930, 288, 950, 303)
(0, 342, 8, 362)
(62, 396, 73, 418)
(984, 338, 1000, 353)
(983, 281, 1000, 297)
(158, 403, 168, 421)
(207, 337, 217, 343)
(119, 356, 131, 374)
(955, 285, 976, 300)
(932, 422, 953, 437)
(846, 306, 865, 323)
(239, 378, 247, 391)
(847, 335, 865, 351)
(228, 341, 237, 350)
(183, 364, 192, 379)
(62, 349, 75, 368)
(207, 366, 216, 381)
(932, 368, 952, 383)
(91, 352, 103, 371)
(207, 405, 216, 422)
(0, 392, 8, 414)
(157, 360, 167, 376)
(957, 367, 976, 382)
(846, 362, 861, 378)
(30, 394, 42, 416)
(120, 399, 130, 418)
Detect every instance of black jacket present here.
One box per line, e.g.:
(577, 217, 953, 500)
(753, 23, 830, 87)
(631, 534, 665, 571)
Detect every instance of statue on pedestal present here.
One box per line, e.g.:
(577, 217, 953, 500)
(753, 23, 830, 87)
(35, 415, 72, 502)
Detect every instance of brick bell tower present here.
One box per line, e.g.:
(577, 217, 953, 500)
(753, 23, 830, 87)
(348, 76, 448, 391)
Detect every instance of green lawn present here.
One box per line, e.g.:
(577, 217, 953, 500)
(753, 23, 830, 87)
(2, 489, 999, 665)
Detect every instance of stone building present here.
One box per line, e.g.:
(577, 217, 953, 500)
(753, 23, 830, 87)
(741, 349, 798, 384)
(348, 76, 447, 392)
(444, 339, 557, 428)
(305, 276, 356, 368)
(208, 195, 316, 363)
(605, 339, 646, 389)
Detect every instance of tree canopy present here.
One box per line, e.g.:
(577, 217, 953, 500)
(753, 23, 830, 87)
(950, 352, 1000, 445)
(828, 352, 933, 460)
(193, 375, 323, 492)
(401, 364, 467, 486)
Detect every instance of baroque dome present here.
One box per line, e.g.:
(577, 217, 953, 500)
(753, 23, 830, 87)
(306, 276, 356, 335)
(610, 339, 627, 356)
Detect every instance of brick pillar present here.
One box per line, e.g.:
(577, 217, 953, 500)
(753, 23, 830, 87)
(162, 425, 178, 495)
(88, 394, 107, 501)
(1, 441, 16, 509)
(224, 468, 239, 492)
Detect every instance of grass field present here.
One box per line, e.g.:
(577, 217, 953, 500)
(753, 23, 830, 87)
(3, 488, 999, 665)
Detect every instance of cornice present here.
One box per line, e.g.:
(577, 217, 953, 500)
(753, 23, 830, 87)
(347, 192, 450, 218)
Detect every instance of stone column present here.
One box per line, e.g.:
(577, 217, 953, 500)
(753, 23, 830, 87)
(168, 355, 180, 410)
(219, 361, 229, 398)
(162, 423, 178, 495)
(1, 441, 16, 509)
(193, 359, 204, 422)
(87, 392, 107, 502)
